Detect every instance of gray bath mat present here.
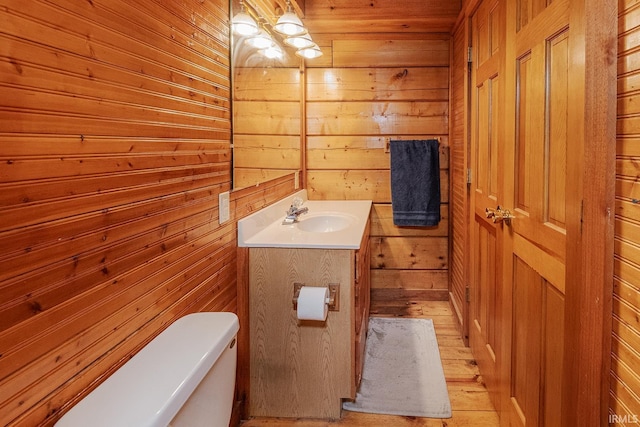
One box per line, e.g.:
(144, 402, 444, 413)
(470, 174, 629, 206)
(343, 317, 452, 418)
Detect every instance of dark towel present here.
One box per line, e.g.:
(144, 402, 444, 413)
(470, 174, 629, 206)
(390, 139, 441, 227)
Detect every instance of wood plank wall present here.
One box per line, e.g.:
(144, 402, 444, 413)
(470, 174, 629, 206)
(304, 35, 451, 302)
(0, 1, 296, 425)
(0, 1, 232, 424)
(233, 60, 302, 187)
(613, 0, 640, 421)
(231, 0, 303, 189)
(449, 18, 469, 341)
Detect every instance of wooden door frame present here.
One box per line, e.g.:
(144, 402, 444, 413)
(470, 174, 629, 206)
(449, 8, 472, 346)
(457, 0, 616, 424)
(562, 0, 616, 425)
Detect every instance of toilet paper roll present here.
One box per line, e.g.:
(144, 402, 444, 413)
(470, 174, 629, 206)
(296, 286, 329, 321)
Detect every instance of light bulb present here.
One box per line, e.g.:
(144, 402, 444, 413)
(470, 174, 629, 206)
(284, 33, 314, 49)
(245, 29, 273, 49)
(274, 2, 305, 36)
(259, 45, 283, 59)
(295, 44, 323, 59)
(232, 3, 259, 36)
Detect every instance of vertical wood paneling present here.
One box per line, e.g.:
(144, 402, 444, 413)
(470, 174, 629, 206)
(304, 37, 450, 302)
(0, 1, 240, 425)
(614, 1, 640, 422)
(449, 19, 470, 341)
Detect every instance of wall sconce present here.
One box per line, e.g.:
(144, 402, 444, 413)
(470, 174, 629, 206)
(295, 44, 323, 59)
(274, 0, 306, 37)
(259, 44, 284, 59)
(245, 28, 274, 49)
(232, 0, 259, 36)
(284, 32, 315, 50)
(235, 0, 322, 60)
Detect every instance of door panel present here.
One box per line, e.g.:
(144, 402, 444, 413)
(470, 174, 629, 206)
(468, 0, 614, 424)
(505, 0, 569, 425)
(469, 0, 502, 412)
(470, 0, 572, 425)
(508, 256, 565, 427)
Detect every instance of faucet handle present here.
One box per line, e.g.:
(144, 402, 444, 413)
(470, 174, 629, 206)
(292, 197, 303, 208)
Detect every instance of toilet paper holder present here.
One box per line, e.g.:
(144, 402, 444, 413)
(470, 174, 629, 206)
(292, 283, 340, 311)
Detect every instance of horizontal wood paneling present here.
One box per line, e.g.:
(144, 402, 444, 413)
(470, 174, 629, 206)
(0, 1, 248, 425)
(232, 67, 301, 188)
(306, 68, 450, 101)
(304, 39, 450, 303)
(333, 39, 451, 68)
(306, 101, 448, 134)
(613, 1, 640, 422)
(307, 135, 449, 168)
(307, 170, 449, 203)
(303, 1, 461, 34)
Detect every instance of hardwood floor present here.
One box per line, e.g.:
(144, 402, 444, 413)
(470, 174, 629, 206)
(241, 300, 500, 427)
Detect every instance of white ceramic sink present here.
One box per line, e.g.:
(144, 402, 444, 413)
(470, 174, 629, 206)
(237, 190, 372, 249)
(296, 213, 356, 233)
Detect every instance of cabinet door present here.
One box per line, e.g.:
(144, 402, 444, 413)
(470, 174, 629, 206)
(249, 247, 353, 419)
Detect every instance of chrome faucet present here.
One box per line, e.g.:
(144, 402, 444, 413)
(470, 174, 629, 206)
(282, 197, 308, 224)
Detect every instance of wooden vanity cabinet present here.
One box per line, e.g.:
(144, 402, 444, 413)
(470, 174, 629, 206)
(353, 218, 370, 388)
(248, 218, 371, 419)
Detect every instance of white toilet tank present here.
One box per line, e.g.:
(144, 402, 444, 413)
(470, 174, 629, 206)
(55, 312, 239, 427)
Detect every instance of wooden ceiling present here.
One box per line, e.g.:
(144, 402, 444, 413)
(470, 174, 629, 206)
(303, 0, 462, 34)
(248, 0, 463, 35)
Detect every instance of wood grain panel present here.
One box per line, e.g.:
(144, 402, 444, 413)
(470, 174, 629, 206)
(371, 204, 448, 237)
(614, 0, 640, 422)
(0, 1, 247, 425)
(371, 236, 448, 270)
(234, 68, 300, 101)
(306, 101, 448, 135)
(305, 37, 450, 305)
(509, 257, 565, 427)
(233, 101, 300, 134)
(306, 68, 449, 101)
(333, 39, 450, 68)
(307, 169, 449, 203)
(449, 19, 470, 341)
(307, 135, 449, 170)
(370, 269, 448, 290)
(233, 135, 301, 163)
(232, 65, 301, 188)
(249, 247, 353, 418)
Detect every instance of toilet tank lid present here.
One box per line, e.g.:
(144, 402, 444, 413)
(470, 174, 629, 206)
(55, 312, 239, 427)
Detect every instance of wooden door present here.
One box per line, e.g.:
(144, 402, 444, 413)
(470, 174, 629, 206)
(501, 1, 571, 425)
(469, 0, 504, 412)
(470, 0, 570, 424)
(469, 0, 616, 424)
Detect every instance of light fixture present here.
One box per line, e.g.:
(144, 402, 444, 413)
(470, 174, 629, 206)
(259, 44, 284, 59)
(295, 44, 323, 59)
(232, 0, 259, 36)
(274, 0, 306, 37)
(284, 32, 314, 49)
(245, 28, 274, 49)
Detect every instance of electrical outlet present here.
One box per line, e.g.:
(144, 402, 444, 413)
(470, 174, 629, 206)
(219, 191, 230, 224)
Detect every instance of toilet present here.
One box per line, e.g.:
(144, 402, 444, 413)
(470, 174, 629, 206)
(55, 312, 239, 427)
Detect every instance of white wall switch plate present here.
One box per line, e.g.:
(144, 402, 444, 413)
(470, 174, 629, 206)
(219, 191, 230, 224)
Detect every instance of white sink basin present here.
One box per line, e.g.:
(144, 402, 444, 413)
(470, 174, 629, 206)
(296, 213, 356, 233)
(237, 190, 372, 249)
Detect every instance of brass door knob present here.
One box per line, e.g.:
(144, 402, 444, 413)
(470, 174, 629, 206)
(485, 206, 515, 224)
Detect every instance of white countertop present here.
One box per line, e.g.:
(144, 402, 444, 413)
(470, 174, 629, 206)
(237, 190, 372, 249)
